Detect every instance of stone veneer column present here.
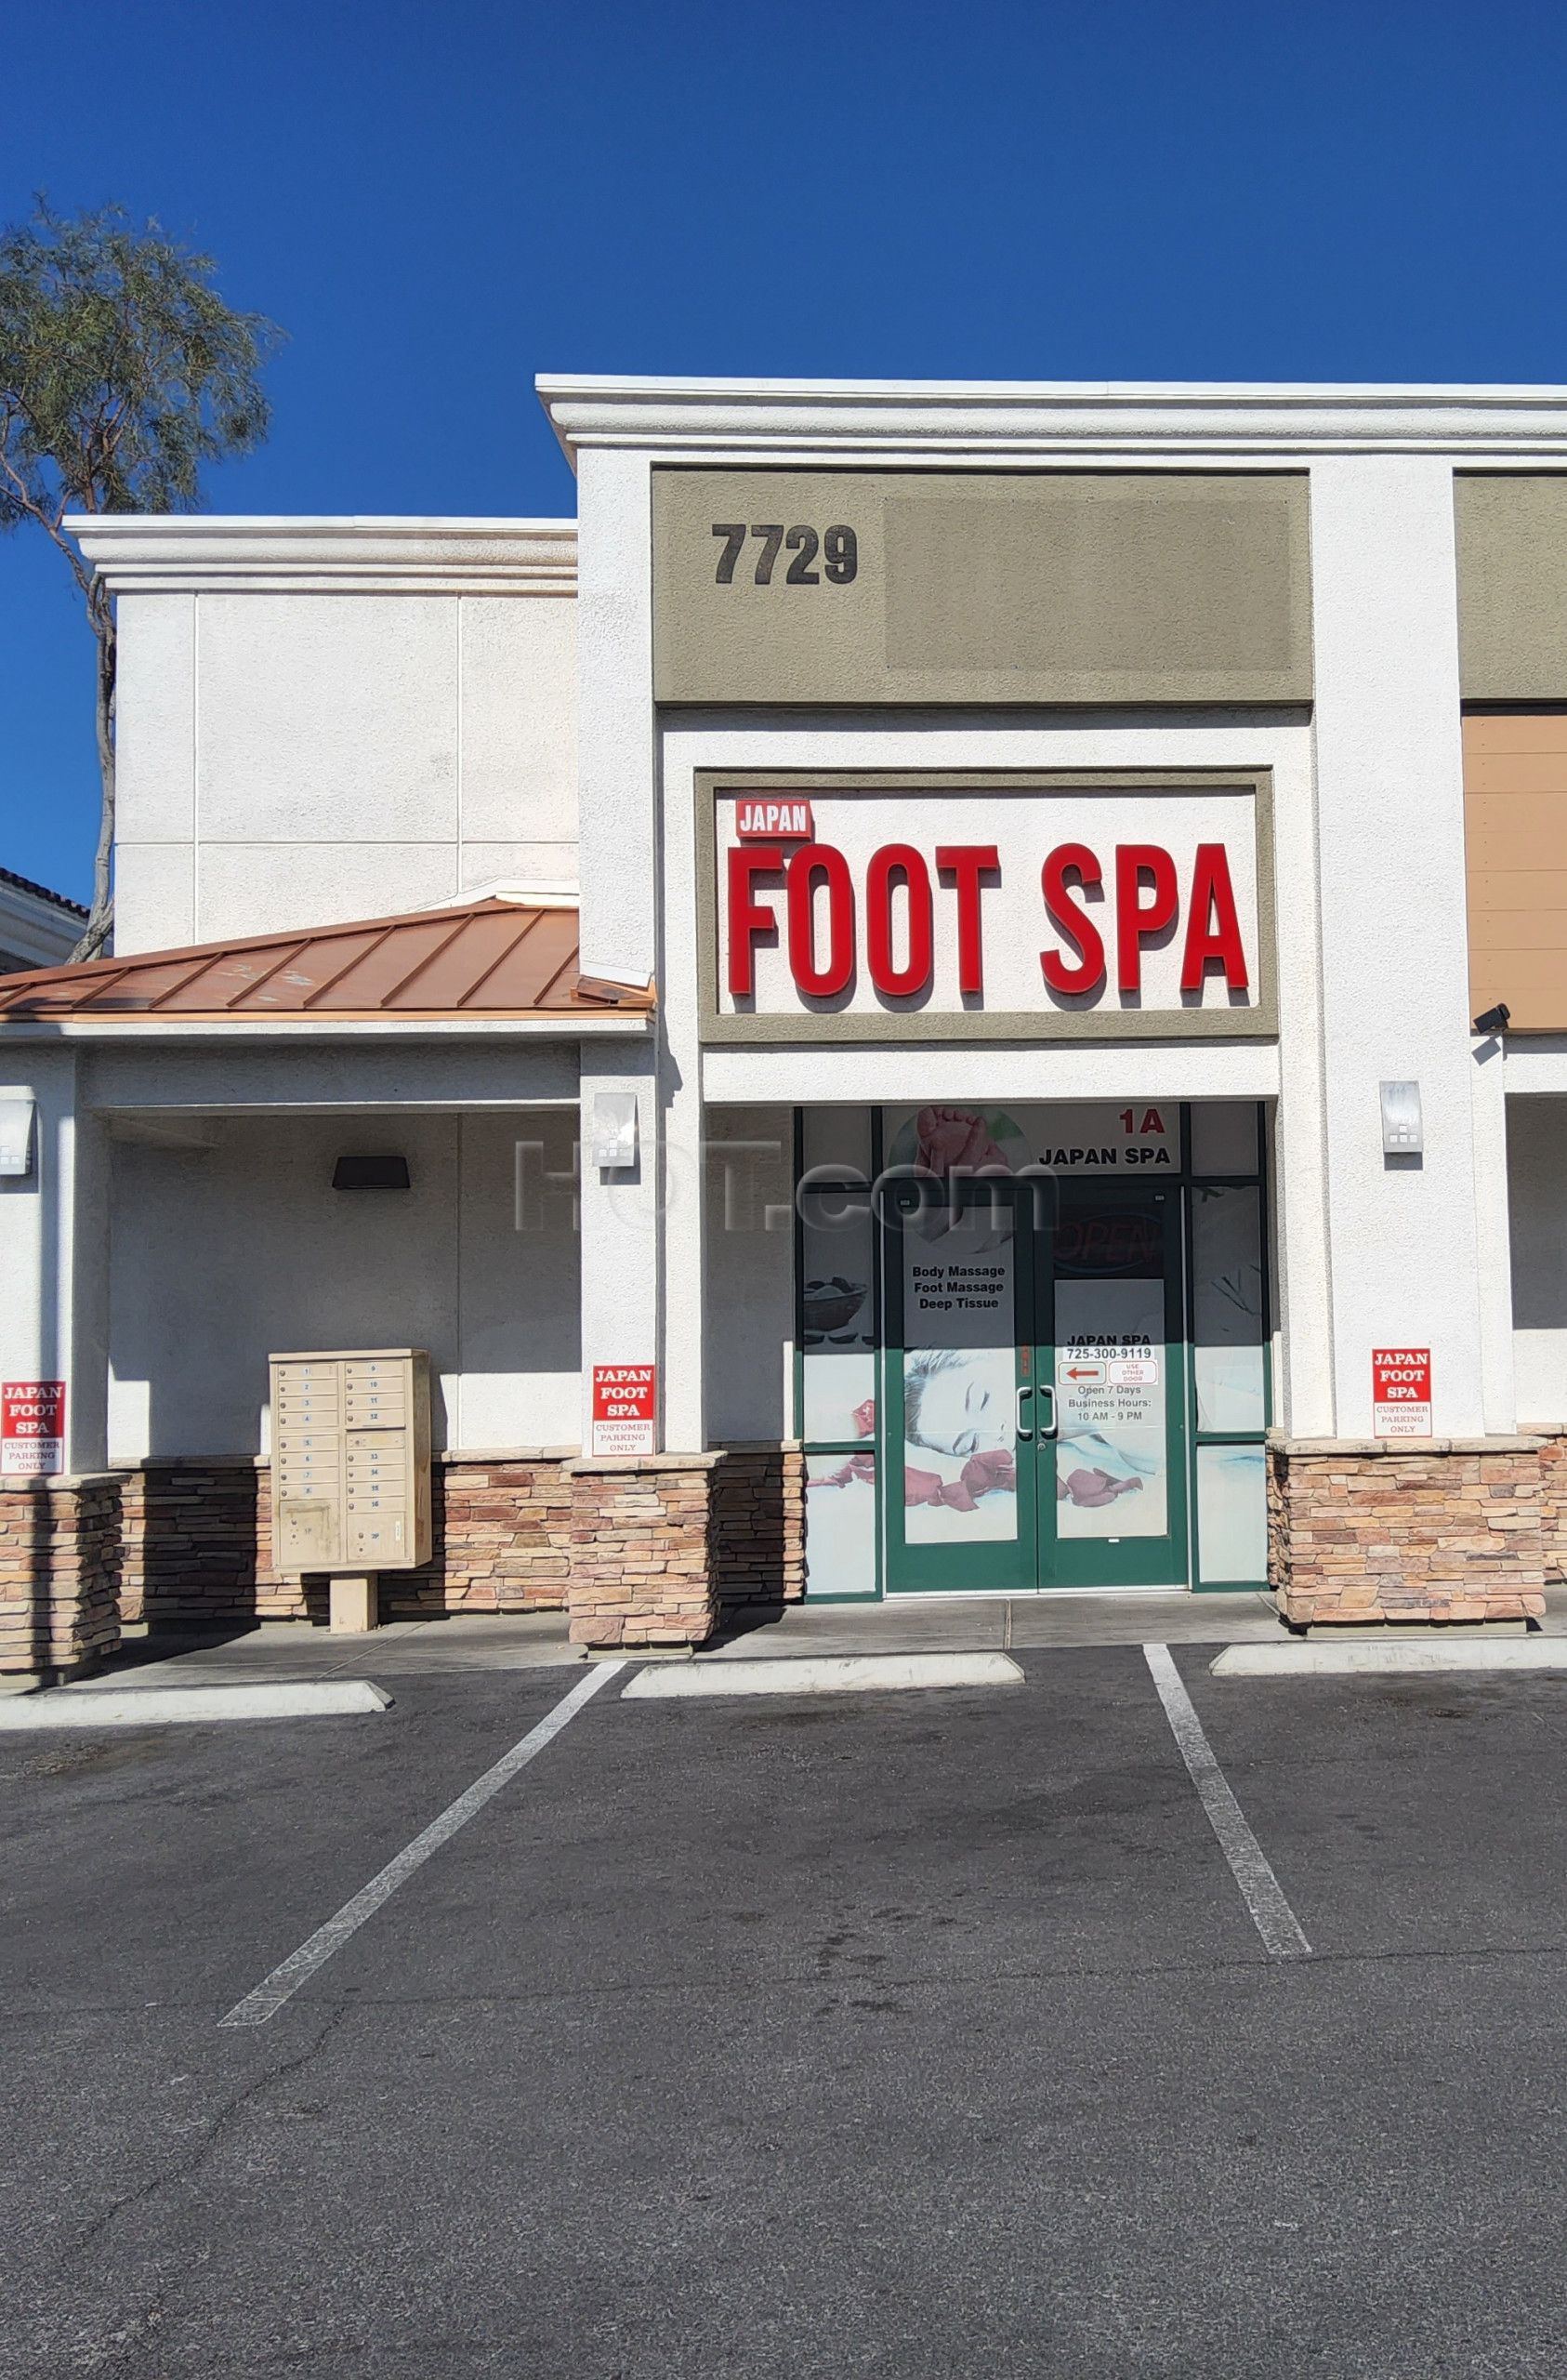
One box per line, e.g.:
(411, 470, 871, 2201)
(1532, 1426, 1567, 1582)
(710, 1445, 806, 1620)
(1270, 1435, 1547, 1626)
(566, 1453, 724, 1646)
(0, 1474, 123, 1675)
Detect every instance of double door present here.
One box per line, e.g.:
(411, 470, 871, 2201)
(884, 1177, 1186, 1593)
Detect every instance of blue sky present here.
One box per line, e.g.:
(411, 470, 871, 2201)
(4, 0, 1566, 906)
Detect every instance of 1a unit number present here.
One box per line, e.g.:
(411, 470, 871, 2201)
(712, 523, 858, 587)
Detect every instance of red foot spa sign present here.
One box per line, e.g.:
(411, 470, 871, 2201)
(1372, 1349, 1432, 1439)
(2, 1380, 66, 1475)
(709, 783, 1266, 1038)
(592, 1365, 657, 1457)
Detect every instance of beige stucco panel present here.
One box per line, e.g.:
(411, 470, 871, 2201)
(653, 469, 1312, 707)
(1457, 476, 1567, 700)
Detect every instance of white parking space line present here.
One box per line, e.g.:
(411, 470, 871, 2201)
(219, 1660, 624, 2028)
(1143, 1643, 1311, 1961)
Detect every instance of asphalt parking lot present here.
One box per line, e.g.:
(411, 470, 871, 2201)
(7, 1646, 1567, 2378)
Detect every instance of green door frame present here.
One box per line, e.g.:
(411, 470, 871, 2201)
(1043, 1179, 1189, 1591)
(882, 1174, 1188, 1593)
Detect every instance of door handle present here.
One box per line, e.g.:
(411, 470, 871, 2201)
(1036, 1383, 1059, 1440)
(1015, 1382, 1034, 1442)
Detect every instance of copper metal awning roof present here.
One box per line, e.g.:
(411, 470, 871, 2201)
(0, 898, 654, 1026)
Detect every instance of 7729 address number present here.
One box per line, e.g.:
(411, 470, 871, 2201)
(712, 522, 858, 586)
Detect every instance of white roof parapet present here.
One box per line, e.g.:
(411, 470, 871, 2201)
(535, 373, 1567, 466)
(0, 870, 86, 971)
(63, 516, 577, 597)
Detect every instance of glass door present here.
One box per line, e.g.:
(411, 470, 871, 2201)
(1041, 1182, 1188, 1589)
(883, 1175, 1187, 1593)
(882, 1175, 1038, 1593)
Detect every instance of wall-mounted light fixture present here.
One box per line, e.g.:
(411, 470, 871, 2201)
(591, 1091, 639, 1171)
(1472, 1002, 1510, 1037)
(0, 1096, 36, 1178)
(332, 1153, 411, 1191)
(1379, 1080, 1423, 1155)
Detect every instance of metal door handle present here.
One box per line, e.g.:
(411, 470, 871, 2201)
(1036, 1383, 1059, 1440)
(1015, 1382, 1034, 1441)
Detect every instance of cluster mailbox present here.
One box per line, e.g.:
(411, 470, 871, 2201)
(270, 1349, 433, 1579)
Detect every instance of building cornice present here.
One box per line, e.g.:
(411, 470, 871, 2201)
(0, 874, 86, 969)
(536, 374, 1567, 466)
(63, 516, 578, 597)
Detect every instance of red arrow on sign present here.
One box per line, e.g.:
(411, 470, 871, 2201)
(1064, 1367, 1100, 1380)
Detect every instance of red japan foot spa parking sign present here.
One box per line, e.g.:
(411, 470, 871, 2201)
(592, 1365, 656, 1457)
(2, 1381, 66, 1475)
(1372, 1349, 1432, 1439)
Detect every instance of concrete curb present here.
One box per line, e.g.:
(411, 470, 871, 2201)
(1212, 1640, 1567, 1679)
(622, 1653, 1022, 1698)
(0, 1681, 393, 1726)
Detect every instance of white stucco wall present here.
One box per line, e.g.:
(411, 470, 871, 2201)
(0, 1048, 111, 1471)
(1508, 1096, 1567, 1423)
(106, 1108, 580, 1457)
(100, 531, 579, 953)
(1309, 458, 1490, 1439)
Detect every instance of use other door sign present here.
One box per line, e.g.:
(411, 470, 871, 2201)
(1372, 1349, 1431, 1438)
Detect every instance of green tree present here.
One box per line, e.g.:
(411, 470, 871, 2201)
(0, 201, 283, 959)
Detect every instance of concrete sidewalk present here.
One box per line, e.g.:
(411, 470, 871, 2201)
(7, 1589, 1280, 1694)
(10, 1583, 1566, 1694)
(28, 1611, 585, 1691)
(707, 1590, 1284, 1656)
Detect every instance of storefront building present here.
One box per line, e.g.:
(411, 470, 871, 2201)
(4, 378, 1567, 1666)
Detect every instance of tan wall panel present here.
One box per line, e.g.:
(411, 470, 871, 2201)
(1464, 710, 1567, 1026)
(652, 469, 1311, 707)
(1462, 712, 1567, 760)
(1457, 479, 1567, 700)
(1468, 911, 1567, 951)
(1469, 951, 1567, 1025)
(1464, 751, 1567, 794)
(1466, 791, 1567, 848)
(1468, 869, 1567, 915)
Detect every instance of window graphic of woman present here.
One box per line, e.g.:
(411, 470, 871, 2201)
(902, 1350, 1015, 1512)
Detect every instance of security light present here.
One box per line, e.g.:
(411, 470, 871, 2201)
(1471, 1002, 1510, 1036)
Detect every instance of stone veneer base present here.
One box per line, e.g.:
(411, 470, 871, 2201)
(117, 1450, 578, 1630)
(0, 1474, 124, 1677)
(1270, 1435, 1547, 1628)
(563, 1445, 807, 1649)
(1535, 1425, 1567, 1583)
(9, 1432, 1565, 1673)
(0, 1443, 810, 1671)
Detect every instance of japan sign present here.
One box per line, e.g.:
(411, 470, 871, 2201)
(592, 1364, 657, 1457)
(2, 1380, 66, 1475)
(1372, 1349, 1431, 1439)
